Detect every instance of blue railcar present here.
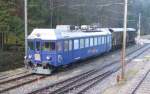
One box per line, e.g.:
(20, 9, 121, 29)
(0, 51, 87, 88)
(24, 26, 112, 74)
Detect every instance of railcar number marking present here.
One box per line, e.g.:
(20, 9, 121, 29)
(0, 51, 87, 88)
(34, 54, 41, 61)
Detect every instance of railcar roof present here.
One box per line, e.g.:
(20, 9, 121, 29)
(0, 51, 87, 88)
(27, 28, 111, 40)
(110, 28, 136, 32)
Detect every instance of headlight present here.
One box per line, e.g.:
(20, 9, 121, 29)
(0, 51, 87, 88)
(24, 56, 27, 59)
(46, 56, 50, 60)
(29, 55, 32, 59)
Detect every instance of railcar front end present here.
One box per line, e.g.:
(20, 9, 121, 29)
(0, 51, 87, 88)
(24, 29, 64, 74)
(24, 39, 63, 74)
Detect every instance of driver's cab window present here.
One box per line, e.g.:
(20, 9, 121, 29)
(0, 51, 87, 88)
(36, 41, 40, 51)
(28, 41, 34, 50)
(50, 42, 55, 51)
(43, 42, 50, 51)
(43, 41, 56, 51)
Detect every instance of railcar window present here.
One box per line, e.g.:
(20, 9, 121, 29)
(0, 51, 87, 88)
(107, 36, 108, 43)
(90, 37, 93, 46)
(69, 40, 72, 51)
(103, 36, 105, 44)
(74, 39, 79, 50)
(80, 39, 84, 49)
(99, 36, 102, 45)
(110, 36, 112, 43)
(102, 36, 104, 44)
(106, 36, 108, 43)
(28, 41, 34, 50)
(106, 37, 107, 44)
(43, 42, 56, 51)
(104, 36, 105, 44)
(107, 36, 110, 43)
(64, 41, 69, 51)
(85, 38, 89, 47)
(98, 37, 101, 45)
(105, 36, 106, 44)
(50, 42, 56, 51)
(36, 41, 40, 51)
(103, 36, 106, 44)
(43, 42, 50, 51)
(94, 37, 98, 46)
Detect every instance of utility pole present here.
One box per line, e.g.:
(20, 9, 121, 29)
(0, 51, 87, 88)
(24, 0, 28, 56)
(138, 13, 141, 39)
(50, 0, 53, 28)
(121, 0, 128, 80)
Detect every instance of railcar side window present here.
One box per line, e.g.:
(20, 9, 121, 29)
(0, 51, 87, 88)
(105, 36, 106, 44)
(28, 41, 34, 50)
(105, 36, 107, 44)
(80, 39, 84, 49)
(107, 36, 110, 43)
(74, 39, 79, 50)
(90, 37, 93, 46)
(98, 37, 101, 45)
(69, 40, 72, 51)
(94, 37, 98, 46)
(107, 36, 109, 43)
(104, 36, 107, 44)
(64, 41, 69, 51)
(50, 42, 56, 51)
(106, 36, 108, 43)
(102, 36, 104, 44)
(85, 38, 89, 47)
(103, 36, 106, 44)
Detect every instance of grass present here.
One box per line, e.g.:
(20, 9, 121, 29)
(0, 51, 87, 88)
(0, 51, 24, 72)
(125, 69, 139, 80)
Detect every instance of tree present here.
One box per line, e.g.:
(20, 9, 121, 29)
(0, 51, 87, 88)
(0, 0, 11, 50)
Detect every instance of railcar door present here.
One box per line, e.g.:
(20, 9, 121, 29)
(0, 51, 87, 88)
(34, 39, 42, 63)
(56, 40, 63, 66)
(63, 39, 73, 65)
(27, 40, 35, 63)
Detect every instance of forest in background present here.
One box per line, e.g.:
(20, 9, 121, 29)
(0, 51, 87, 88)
(0, 0, 150, 50)
(0, 0, 150, 72)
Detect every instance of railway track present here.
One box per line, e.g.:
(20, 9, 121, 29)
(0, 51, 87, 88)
(0, 49, 120, 93)
(0, 70, 28, 80)
(131, 69, 150, 94)
(0, 44, 148, 93)
(76, 45, 150, 94)
(0, 73, 33, 85)
(29, 44, 150, 94)
(51, 44, 150, 94)
(0, 74, 47, 93)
